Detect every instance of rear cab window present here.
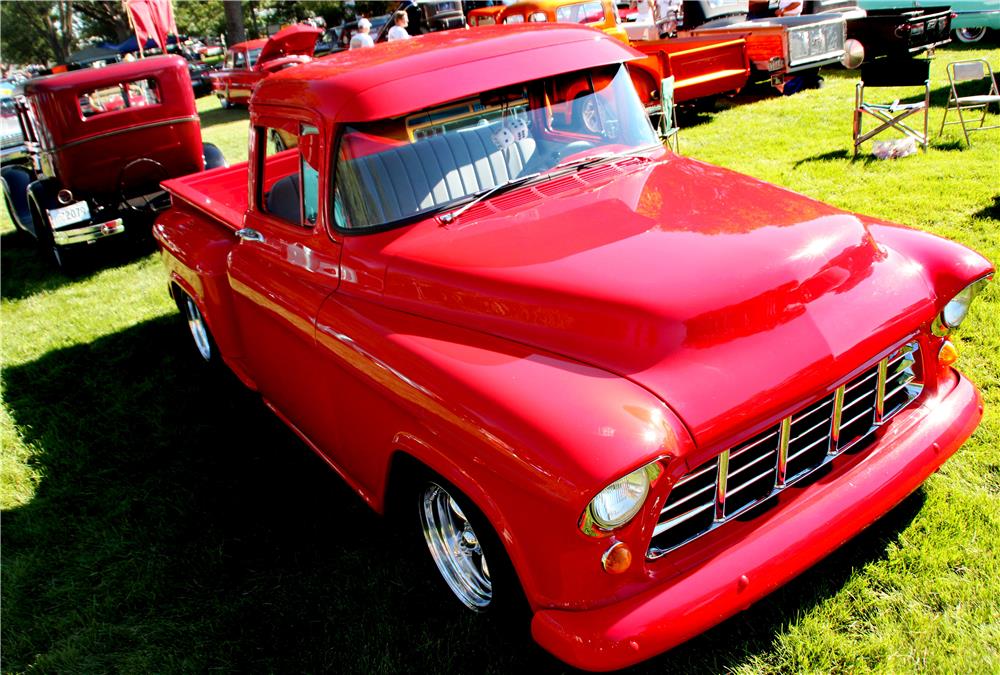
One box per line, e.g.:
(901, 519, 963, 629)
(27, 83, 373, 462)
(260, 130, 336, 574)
(78, 78, 160, 118)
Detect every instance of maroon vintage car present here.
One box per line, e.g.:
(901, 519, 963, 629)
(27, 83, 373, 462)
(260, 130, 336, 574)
(153, 25, 991, 671)
(208, 24, 321, 109)
(0, 56, 226, 268)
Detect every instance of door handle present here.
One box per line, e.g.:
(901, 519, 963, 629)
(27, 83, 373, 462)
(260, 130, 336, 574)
(235, 228, 265, 243)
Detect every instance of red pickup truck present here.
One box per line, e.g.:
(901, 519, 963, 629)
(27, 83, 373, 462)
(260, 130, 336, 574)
(209, 23, 321, 109)
(153, 25, 991, 671)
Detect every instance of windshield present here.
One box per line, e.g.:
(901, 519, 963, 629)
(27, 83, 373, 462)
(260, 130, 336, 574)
(333, 64, 656, 230)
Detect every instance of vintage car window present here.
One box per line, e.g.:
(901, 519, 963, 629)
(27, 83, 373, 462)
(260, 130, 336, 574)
(260, 123, 319, 226)
(555, 2, 605, 23)
(333, 64, 656, 231)
(474, 16, 496, 25)
(503, 14, 524, 23)
(529, 12, 548, 21)
(78, 78, 160, 118)
(247, 48, 262, 68)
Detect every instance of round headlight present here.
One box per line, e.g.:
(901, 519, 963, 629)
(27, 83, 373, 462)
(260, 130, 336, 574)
(589, 467, 650, 530)
(942, 285, 975, 328)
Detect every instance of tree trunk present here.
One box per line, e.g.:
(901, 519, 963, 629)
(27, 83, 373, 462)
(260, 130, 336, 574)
(223, 0, 246, 46)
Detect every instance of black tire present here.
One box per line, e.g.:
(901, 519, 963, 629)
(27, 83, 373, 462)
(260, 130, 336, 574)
(1, 165, 34, 236)
(411, 471, 527, 619)
(176, 289, 219, 365)
(202, 142, 228, 170)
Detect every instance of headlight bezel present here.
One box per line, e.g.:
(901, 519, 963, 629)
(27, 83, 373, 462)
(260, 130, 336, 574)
(580, 459, 664, 537)
(932, 275, 992, 335)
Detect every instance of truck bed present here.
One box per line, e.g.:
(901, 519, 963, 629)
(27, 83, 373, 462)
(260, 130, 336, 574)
(161, 160, 249, 231)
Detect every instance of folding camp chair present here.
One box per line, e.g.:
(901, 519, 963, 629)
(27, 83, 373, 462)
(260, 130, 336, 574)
(853, 58, 930, 157)
(658, 76, 679, 152)
(939, 59, 1000, 147)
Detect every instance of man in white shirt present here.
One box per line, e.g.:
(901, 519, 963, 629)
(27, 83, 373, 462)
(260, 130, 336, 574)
(388, 10, 411, 41)
(349, 18, 375, 50)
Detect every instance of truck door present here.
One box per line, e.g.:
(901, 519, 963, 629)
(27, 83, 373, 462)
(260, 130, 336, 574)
(228, 116, 342, 437)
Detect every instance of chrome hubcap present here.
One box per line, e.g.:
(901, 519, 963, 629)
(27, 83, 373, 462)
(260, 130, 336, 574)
(420, 483, 492, 610)
(184, 297, 212, 362)
(581, 99, 601, 133)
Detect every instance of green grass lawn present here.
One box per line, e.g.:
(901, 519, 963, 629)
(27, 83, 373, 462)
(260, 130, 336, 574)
(3, 43, 999, 673)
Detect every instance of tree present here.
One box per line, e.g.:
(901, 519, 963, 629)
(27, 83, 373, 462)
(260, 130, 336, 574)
(0, 1, 76, 65)
(74, 0, 131, 44)
(174, 0, 227, 40)
(223, 0, 246, 44)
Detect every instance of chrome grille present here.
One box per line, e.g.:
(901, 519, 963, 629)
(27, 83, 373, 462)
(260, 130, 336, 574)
(648, 341, 922, 558)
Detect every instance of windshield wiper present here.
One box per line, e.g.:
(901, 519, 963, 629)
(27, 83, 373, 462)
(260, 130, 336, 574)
(439, 171, 541, 224)
(548, 143, 662, 173)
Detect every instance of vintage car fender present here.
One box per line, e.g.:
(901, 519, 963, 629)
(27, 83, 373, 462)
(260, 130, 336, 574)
(866, 220, 995, 307)
(310, 291, 697, 610)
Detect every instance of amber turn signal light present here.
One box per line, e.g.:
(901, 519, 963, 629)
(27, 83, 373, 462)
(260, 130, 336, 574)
(939, 340, 959, 368)
(602, 542, 632, 574)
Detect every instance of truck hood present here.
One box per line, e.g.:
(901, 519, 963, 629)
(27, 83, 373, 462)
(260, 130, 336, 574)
(373, 155, 937, 451)
(257, 23, 322, 68)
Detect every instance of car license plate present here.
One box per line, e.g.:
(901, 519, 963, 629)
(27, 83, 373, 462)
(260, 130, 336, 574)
(48, 201, 91, 229)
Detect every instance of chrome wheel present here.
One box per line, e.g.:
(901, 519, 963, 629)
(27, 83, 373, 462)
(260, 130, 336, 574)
(579, 98, 602, 134)
(420, 483, 492, 610)
(183, 296, 212, 362)
(955, 27, 987, 43)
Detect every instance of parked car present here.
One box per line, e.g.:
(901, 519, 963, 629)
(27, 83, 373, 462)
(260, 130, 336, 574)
(859, 0, 1000, 43)
(208, 23, 321, 108)
(749, 0, 952, 61)
(152, 24, 991, 671)
(0, 56, 226, 268)
(0, 95, 25, 163)
(496, 0, 751, 108)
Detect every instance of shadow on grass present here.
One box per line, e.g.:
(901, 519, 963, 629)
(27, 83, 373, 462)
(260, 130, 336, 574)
(973, 195, 1000, 220)
(0, 315, 926, 673)
(198, 104, 249, 130)
(0, 229, 158, 302)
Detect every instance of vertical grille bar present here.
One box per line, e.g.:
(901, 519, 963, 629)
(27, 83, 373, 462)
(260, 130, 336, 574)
(829, 385, 845, 453)
(875, 358, 888, 423)
(775, 417, 791, 487)
(714, 450, 729, 522)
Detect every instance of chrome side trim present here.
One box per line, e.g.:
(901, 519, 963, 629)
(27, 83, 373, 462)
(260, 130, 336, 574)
(49, 116, 200, 153)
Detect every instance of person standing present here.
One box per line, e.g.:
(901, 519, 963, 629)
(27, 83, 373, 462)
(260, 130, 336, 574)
(350, 17, 375, 49)
(388, 10, 411, 41)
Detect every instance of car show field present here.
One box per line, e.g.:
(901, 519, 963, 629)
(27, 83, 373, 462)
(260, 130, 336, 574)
(1, 30, 998, 675)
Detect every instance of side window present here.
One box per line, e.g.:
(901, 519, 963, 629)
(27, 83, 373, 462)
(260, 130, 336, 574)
(234, 50, 247, 69)
(529, 12, 547, 21)
(78, 78, 160, 118)
(259, 122, 320, 227)
(503, 14, 524, 23)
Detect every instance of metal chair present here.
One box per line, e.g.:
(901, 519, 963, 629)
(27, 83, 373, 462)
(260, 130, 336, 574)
(853, 58, 930, 157)
(658, 76, 679, 152)
(939, 59, 1000, 147)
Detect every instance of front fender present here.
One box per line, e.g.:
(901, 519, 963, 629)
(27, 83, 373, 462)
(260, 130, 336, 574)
(312, 292, 695, 610)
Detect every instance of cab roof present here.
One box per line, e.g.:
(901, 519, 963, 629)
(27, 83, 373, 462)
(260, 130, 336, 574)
(254, 23, 641, 122)
(24, 55, 187, 95)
